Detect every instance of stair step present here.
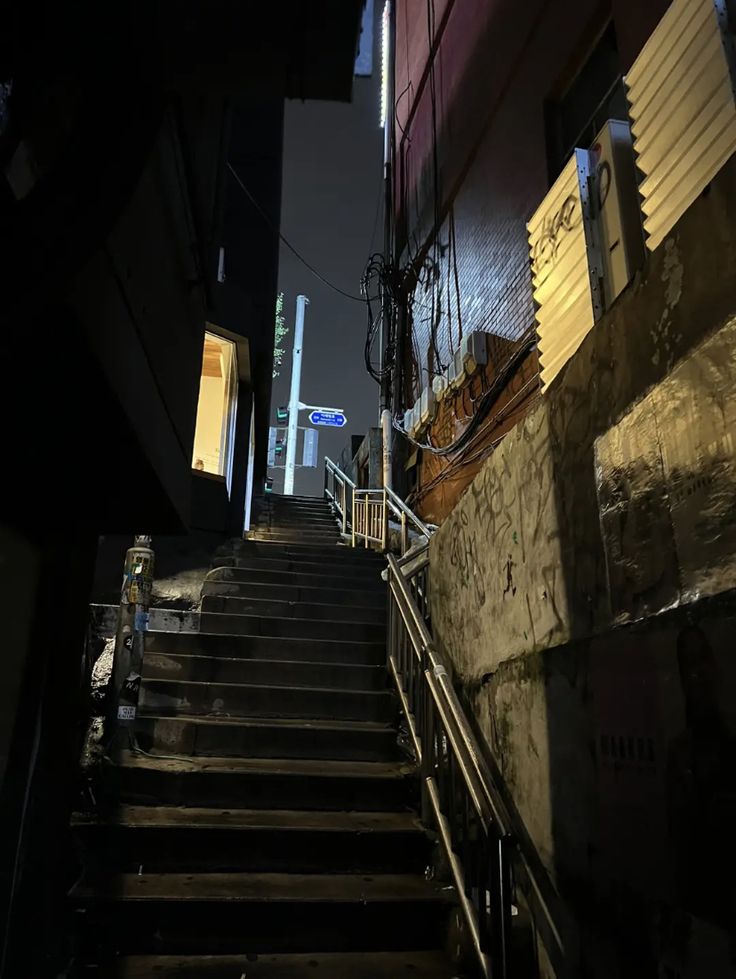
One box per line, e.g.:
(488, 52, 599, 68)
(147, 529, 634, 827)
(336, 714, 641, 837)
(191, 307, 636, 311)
(139, 679, 397, 723)
(255, 512, 338, 523)
(145, 632, 386, 666)
(76, 950, 457, 978)
(247, 529, 342, 542)
(72, 805, 429, 873)
(254, 522, 340, 532)
(71, 872, 453, 955)
(255, 513, 337, 526)
(207, 565, 385, 590)
(199, 611, 384, 643)
(218, 554, 384, 574)
(202, 579, 385, 608)
(254, 527, 340, 537)
(108, 753, 417, 811)
(201, 594, 386, 624)
(269, 494, 326, 502)
(143, 653, 387, 690)
(133, 714, 400, 762)
(217, 542, 384, 564)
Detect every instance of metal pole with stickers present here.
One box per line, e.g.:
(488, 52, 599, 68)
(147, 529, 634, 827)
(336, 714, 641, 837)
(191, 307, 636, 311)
(108, 535, 155, 738)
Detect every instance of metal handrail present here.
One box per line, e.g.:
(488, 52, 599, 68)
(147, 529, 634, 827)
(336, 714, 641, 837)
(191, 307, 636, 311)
(385, 484, 432, 540)
(387, 554, 512, 834)
(323, 455, 356, 537)
(385, 550, 566, 979)
(324, 455, 356, 489)
(322, 458, 432, 555)
(353, 488, 388, 550)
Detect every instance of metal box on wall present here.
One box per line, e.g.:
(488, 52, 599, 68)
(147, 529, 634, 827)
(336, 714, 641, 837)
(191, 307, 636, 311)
(528, 121, 644, 391)
(590, 120, 645, 308)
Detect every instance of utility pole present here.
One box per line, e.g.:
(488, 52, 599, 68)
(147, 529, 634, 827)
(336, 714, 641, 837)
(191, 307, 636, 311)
(284, 294, 308, 495)
(379, 1, 395, 421)
(380, 1, 396, 490)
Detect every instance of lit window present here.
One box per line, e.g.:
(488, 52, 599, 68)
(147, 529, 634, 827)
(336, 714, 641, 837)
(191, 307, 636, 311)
(192, 332, 238, 492)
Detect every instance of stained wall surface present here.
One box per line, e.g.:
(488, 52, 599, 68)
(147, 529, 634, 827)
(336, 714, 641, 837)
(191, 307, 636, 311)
(429, 155, 736, 976)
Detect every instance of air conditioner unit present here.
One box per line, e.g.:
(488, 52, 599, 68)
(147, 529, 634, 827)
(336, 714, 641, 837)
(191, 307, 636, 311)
(419, 385, 437, 427)
(432, 373, 449, 401)
(589, 120, 645, 308)
(403, 407, 413, 433)
(407, 401, 421, 439)
(459, 332, 488, 374)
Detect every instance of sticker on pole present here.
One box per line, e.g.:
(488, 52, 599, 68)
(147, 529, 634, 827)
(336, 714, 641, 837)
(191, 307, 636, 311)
(308, 410, 347, 428)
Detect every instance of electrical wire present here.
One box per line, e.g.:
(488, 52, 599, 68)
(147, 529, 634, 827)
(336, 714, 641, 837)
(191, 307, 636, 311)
(227, 162, 370, 304)
(393, 333, 537, 457)
(409, 377, 542, 502)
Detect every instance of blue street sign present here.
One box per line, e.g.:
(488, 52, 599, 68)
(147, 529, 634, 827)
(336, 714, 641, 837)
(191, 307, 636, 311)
(309, 410, 347, 428)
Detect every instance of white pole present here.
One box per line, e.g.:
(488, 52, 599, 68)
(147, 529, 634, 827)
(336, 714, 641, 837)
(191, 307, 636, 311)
(243, 398, 256, 531)
(381, 407, 392, 491)
(284, 294, 308, 495)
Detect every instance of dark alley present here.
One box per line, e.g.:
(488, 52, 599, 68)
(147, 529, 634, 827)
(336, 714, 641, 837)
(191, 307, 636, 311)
(1, 2, 735, 978)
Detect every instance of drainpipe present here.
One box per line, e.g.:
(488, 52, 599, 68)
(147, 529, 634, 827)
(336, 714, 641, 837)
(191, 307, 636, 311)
(381, 407, 393, 492)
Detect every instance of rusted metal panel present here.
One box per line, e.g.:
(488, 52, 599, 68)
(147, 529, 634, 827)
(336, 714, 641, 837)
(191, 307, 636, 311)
(625, 0, 736, 252)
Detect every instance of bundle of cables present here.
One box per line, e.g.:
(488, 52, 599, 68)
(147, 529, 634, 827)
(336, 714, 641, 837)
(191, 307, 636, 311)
(361, 251, 399, 385)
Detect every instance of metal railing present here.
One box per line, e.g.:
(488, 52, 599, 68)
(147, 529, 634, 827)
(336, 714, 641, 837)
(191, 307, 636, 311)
(353, 488, 388, 549)
(323, 457, 433, 555)
(324, 456, 355, 537)
(386, 547, 566, 979)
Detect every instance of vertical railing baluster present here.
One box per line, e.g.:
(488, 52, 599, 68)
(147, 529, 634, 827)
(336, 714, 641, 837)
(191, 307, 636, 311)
(462, 792, 474, 900)
(480, 830, 492, 956)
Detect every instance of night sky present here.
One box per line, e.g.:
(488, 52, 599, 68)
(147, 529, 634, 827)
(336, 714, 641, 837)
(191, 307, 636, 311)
(271, 4, 384, 497)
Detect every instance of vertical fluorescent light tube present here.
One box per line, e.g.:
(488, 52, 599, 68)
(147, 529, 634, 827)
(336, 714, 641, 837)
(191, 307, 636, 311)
(380, 1, 390, 128)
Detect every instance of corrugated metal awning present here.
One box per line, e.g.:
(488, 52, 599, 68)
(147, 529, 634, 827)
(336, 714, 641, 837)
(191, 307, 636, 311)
(625, 0, 736, 252)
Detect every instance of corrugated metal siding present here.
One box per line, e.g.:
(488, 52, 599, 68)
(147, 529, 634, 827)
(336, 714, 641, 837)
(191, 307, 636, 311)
(625, 0, 736, 252)
(527, 153, 595, 391)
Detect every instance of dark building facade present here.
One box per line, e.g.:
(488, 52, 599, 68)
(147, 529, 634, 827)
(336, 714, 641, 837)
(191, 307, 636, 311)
(0, 5, 364, 974)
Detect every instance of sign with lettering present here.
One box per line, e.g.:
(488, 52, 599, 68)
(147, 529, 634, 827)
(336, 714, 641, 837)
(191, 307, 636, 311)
(309, 410, 347, 428)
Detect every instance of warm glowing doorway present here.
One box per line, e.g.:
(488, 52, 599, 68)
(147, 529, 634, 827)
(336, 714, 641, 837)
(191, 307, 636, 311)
(192, 332, 238, 494)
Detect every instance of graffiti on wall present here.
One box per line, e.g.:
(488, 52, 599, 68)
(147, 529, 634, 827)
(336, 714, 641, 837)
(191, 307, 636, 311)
(431, 404, 570, 676)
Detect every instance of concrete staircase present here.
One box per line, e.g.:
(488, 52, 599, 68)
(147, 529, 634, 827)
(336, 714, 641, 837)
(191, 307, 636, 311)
(71, 496, 460, 977)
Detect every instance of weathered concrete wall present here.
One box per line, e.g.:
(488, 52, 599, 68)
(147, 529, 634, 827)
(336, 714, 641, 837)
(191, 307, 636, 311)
(468, 604, 736, 978)
(429, 157, 736, 976)
(432, 157, 736, 674)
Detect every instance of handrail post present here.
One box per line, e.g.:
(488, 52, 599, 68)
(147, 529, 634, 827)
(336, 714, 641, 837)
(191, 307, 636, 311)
(401, 511, 408, 556)
(342, 480, 347, 536)
(381, 489, 388, 551)
(351, 492, 356, 548)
